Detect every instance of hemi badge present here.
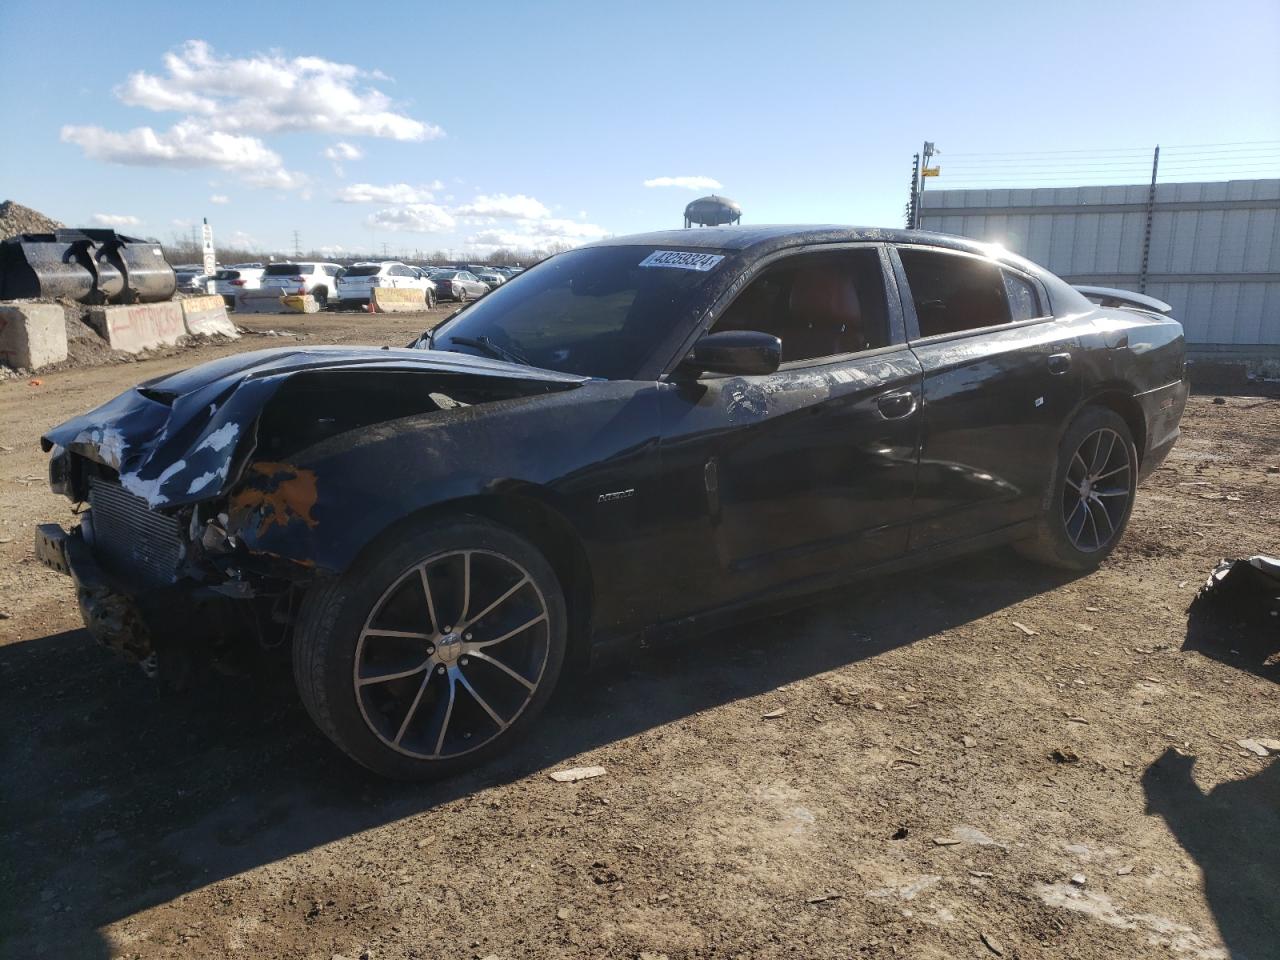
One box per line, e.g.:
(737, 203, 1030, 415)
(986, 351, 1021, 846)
(597, 488, 635, 503)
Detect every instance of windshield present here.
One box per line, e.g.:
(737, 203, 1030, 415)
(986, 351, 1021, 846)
(428, 244, 727, 379)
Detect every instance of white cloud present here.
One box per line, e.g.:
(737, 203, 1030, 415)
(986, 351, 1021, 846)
(324, 141, 363, 161)
(367, 204, 456, 233)
(323, 141, 363, 175)
(61, 121, 305, 189)
(91, 213, 141, 227)
(209, 194, 230, 204)
(336, 182, 441, 204)
(455, 193, 550, 220)
(643, 176, 723, 190)
(115, 40, 441, 141)
(466, 217, 609, 251)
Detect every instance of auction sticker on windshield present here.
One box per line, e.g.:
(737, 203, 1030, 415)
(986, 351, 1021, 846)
(638, 250, 725, 271)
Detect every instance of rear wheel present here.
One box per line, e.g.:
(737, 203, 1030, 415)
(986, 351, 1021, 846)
(312, 287, 329, 309)
(293, 517, 567, 779)
(1016, 406, 1137, 570)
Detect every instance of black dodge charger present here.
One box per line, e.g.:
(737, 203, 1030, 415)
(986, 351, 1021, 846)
(37, 226, 1189, 778)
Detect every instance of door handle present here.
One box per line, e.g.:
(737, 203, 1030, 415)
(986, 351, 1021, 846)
(1048, 352, 1072, 375)
(876, 390, 917, 420)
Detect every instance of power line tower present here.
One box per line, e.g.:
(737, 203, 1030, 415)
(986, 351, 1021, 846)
(292, 230, 302, 258)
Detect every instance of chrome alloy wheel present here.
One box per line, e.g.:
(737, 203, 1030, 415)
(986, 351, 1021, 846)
(353, 550, 550, 759)
(1062, 427, 1133, 552)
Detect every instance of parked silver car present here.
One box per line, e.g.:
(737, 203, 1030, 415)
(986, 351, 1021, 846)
(432, 269, 490, 302)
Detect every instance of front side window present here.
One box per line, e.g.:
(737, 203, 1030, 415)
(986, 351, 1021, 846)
(710, 248, 891, 363)
(898, 248, 1010, 338)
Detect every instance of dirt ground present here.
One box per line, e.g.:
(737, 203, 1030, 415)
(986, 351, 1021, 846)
(0, 315, 1277, 960)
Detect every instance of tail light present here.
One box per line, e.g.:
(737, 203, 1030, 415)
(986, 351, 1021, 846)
(230, 279, 246, 286)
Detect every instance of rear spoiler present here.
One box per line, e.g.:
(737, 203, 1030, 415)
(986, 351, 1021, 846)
(1074, 285, 1174, 316)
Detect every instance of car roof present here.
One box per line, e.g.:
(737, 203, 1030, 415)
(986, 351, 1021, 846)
(586, 225, 1002, 259)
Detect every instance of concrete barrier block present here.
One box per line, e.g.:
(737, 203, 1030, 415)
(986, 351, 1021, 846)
(85, 302, 185, 354)
(281, 295, 320, 314)
(235, 291, 290, 314)
(181, 294, 239, 339)
(371, 287, 427, 313)
(0, 303, 69, 370)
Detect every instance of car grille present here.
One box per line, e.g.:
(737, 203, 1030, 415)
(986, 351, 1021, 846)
(88, 478, 185, 586)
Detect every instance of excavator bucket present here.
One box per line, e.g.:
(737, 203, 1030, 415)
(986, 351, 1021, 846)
(0, 229, 176, 304)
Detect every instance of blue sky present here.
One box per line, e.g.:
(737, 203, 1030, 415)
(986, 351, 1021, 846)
(1, 0, 1277, 258)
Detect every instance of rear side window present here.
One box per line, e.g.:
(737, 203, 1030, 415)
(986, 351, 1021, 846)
(898, 248, 1010, 338)
(1003, 271, 1042, 321)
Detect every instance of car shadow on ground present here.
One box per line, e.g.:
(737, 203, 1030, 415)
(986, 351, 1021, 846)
(0, 550, 1075, 958)
(1142, 749, 1280, 959)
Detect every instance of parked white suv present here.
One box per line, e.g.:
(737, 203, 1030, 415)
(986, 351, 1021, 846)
(335, 261, 436, 309)
(258, 262, 343, 308)
(211, 264, 265, 307)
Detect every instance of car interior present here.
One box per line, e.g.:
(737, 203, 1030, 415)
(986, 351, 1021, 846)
(711, 250, 891, 362)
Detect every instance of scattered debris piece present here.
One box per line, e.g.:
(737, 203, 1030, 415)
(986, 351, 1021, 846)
(1115, 865, 1134, 876)
(1066, 716, 1089, 724)
(1050, 748, 1081, 764)
(1212, 396, 1226, 405)
(1237, 739, 1272, 757)
(556, 907, 572, 921)
(933, 836, 962, 846)
(0, 611, 11, 620)
(1085, 606, 1100, 612)
(805, 893, 844, 905)
(891, 827, 909, 840)
(981, 931, 1005, 956)
(27, 378, 43, 386)
(1011, 621, 1038, 637)
(1191, 556, 1280, 630)
(548, 766, 606, 783)
(962, 734, 977, 748)
(762, 707, 787, 720)
(969, 870, 994, 879)
(1070, 874, 1087, 887)
(869, 701, 885, 712)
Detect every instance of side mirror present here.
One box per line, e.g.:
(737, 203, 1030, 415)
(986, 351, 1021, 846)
(680, 330, 782, 377)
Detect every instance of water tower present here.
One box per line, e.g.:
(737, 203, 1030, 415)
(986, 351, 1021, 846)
(684, 194, 742, 228)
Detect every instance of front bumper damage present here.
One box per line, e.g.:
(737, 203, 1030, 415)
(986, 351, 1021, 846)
(34, 506, 302, 680)
(37, 521, 168, 672)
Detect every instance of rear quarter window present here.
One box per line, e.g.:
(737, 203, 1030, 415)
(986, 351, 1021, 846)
(1003, 271, 1043, 322)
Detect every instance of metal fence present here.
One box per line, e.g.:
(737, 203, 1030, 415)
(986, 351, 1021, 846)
(917, 178, 1280, 352)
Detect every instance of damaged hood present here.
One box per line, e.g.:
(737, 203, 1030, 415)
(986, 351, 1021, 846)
(42, 345, 587, 509)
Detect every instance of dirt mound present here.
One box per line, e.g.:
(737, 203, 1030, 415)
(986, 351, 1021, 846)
(0, 200, 64, 240)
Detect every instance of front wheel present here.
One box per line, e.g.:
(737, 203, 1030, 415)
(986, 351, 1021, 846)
(1016, 406, 1138, 570)
(293, 518, 567, 779)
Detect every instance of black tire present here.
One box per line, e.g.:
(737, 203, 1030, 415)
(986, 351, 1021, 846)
(1016, 405, 1138, 570)
(293, 517, 567, 779)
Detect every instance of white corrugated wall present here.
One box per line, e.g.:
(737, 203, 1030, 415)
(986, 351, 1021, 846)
(918, 178, 1280, 347)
